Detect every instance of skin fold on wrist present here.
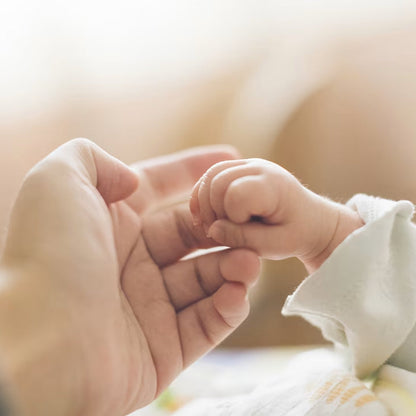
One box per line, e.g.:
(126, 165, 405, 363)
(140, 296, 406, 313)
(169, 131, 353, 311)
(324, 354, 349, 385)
(301, 201, 364, 274)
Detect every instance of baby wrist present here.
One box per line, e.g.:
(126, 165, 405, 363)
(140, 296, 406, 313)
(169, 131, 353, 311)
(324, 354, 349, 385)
(302, 201, 364, 273)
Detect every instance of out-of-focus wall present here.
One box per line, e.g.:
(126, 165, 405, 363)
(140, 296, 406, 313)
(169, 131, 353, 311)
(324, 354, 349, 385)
(2, 0, 416, 346)
(224, 23, 416, 347)
(0, 0, 266, 242)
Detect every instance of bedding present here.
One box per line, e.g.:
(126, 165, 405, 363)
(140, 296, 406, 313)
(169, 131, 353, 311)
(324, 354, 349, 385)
(131, 346, 416, 416)
(130, 346, 320, 416)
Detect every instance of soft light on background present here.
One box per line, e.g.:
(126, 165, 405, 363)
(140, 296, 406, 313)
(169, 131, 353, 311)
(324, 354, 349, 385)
(1, 0, 416, 347)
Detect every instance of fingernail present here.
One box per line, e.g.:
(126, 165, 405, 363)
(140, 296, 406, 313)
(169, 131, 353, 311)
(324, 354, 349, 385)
(203, 223, 210, 235)
(207, 222, 224, 243)
(192, 216, 202, 227)
(207, 224, 214, 238)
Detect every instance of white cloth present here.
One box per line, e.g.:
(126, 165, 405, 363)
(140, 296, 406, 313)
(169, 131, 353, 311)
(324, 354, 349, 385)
(175, 194, 416, 415)
(175, 348, 390, 415)
(283, 194, 416, 413)
(284, 194, 416, 376)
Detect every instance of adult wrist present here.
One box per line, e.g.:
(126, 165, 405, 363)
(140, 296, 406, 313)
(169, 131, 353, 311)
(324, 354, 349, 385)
(0, 263, 82, 416)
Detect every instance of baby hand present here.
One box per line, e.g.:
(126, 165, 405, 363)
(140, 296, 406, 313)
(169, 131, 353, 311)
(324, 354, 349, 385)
(190, 158, 363, 272)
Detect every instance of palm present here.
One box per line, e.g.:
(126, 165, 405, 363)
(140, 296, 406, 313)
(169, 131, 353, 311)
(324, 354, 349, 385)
(100, 149, 259, 414)
(2, 142, 259, 416)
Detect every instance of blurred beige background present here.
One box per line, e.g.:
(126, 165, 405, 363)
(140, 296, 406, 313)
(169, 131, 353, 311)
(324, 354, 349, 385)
(2, 0, 416, 346)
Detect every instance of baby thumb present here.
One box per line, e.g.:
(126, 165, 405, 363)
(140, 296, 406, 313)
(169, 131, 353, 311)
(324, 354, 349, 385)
(208, 220, 254, 249)
(208, 219, 287, 260)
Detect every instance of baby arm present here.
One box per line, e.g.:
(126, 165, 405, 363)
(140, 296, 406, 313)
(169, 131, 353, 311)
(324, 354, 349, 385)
(190, 158, 364, 273)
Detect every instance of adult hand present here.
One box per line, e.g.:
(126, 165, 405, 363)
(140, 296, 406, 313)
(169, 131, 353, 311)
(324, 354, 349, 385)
(0, 139, 260, 416)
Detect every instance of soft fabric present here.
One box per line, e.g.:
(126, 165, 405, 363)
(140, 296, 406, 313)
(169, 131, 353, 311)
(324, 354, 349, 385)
(174, 194, 416, 415)
(283, 194, 416, 413)
(283, 194, 416, 377)
(175, 349, 389, 416)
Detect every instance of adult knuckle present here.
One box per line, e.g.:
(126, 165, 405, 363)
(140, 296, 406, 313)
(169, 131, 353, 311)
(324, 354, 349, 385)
(68, 137, 94, 149)
(22, 163, 59, 196)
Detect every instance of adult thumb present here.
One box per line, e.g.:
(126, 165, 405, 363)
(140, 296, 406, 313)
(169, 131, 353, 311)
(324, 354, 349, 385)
(40, 138, 139, 204)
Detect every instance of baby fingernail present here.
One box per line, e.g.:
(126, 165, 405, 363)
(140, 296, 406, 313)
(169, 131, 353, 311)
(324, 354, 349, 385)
(207, 222, 225, 243)
(192, 216, 202, 226)
(207, 224, 214, 238)
(203, 223, 210, 235)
